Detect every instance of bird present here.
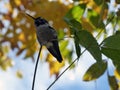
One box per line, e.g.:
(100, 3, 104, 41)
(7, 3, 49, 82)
(26, 13, 63, 63)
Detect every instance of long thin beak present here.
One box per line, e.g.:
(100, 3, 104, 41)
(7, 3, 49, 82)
(26, 13, 36, 20)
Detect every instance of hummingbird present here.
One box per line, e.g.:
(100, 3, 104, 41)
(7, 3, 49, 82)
(26, 13, 63, 63)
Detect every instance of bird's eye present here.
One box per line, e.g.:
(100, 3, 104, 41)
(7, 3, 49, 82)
(35, 20, 40, 26)
(35, 18, 48, 26)
(41, 19, 48, 24)
(40, 20, 44, 24)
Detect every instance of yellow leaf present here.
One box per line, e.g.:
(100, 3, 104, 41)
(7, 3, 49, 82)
(3, 45, 10, 54)
(0, 58, 13, 71)
(81, 17, 95, 32)
(14, 0, 21, 6)
(102, 6, 108, 20)
(87, 0, 101, 14)
(25, 48, 35, 59)
(46, 54, 65, 76)
(16, 70, 23, 78)
(114, 69, 120, 80)
(19, 33, 26, 42)
(26, 0, 69, 30)
(5, 2, 12, 13)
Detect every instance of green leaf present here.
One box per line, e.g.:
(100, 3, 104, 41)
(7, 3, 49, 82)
(116, 9, 120, 19)
(108, 75, 119, 90)
(66, 19, 82, 35)
(116, 66, 120, 78)
(106, 12, 115, 25)
(101, 32, 120, 72)
(64, 4, 86, 21)
(64, 19, 82, 59)
(101, 48, 120, 75)
(87, 9, 105, 29)
(83, 61, 107, 81)
(77, 30, 102, 62)
(116, 0, 120, 4)
(74, 36, 81, 58)
(57, 29, 65, 40)
(68, 19, 82, 31)
(101, 48, 120, 64)
(101, 32, 120, 50)
(60, 40, 69, 51)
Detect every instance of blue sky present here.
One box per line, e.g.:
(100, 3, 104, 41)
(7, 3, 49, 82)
(0, 48, 111, 90)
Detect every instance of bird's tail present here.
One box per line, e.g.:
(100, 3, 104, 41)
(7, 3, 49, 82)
(47, 41, 62, 63)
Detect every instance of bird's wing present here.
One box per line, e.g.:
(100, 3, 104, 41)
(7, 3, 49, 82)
(47, 26, 63, 62)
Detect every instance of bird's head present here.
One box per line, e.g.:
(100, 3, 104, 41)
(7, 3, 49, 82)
(26, 13, 48, 26)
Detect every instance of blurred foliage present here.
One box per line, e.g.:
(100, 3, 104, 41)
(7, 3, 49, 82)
(0, 0, 120, 89)
(0, 0, 71, 76)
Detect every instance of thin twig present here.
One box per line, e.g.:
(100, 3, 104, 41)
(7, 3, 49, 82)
(32, 46, 42, 90)
(46, 49, 86, 90)
(46, 58, 78, 90)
